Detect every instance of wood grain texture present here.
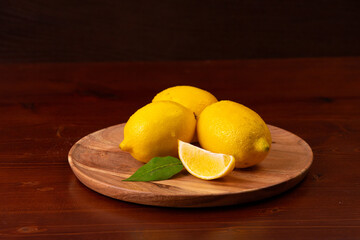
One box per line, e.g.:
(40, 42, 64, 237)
(68, 124, 313, 207)
(0, 57, 359, 239)
(1, 1, 360, 62)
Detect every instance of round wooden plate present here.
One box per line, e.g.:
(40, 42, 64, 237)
(68, 123, 313, 208)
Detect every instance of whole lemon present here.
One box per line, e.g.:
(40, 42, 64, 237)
(152, 86, 218, 118)
(197, 100, 271, 168)
(120, 101, 196, 163)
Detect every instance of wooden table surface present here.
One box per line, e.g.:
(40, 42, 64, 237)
(0, 57, 359, 239)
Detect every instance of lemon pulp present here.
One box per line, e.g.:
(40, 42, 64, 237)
(178, 140, 235, 180)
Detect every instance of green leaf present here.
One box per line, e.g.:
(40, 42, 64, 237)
(123, 156, 183, 182)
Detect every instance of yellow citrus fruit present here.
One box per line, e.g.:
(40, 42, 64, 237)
(197, 100, 271, 168)
(152, 86, 218, 118)
(120, 101, 196, 163)
(178, 140, 235, 180)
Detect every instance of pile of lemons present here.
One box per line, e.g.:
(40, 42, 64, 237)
(120, 86, 271, 180)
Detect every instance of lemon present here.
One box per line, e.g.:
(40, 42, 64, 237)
(197, 100, 271, 168)
(120, 101, 196, 163)
(178, 140, 235, 180)
(152, 86, 218, 118)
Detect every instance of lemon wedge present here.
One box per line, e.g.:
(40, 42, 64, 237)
(178, 140, 235, 180)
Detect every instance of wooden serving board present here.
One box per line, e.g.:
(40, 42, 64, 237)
(68, 123, 313, 208)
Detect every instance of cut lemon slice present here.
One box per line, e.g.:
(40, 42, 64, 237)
(178, 140, 235, 180)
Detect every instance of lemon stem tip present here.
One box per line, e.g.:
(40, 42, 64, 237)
(255, 138, 270, 152)
(120, 141, 131, 151)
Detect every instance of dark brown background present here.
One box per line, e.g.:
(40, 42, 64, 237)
(1, 0, 360, 63)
